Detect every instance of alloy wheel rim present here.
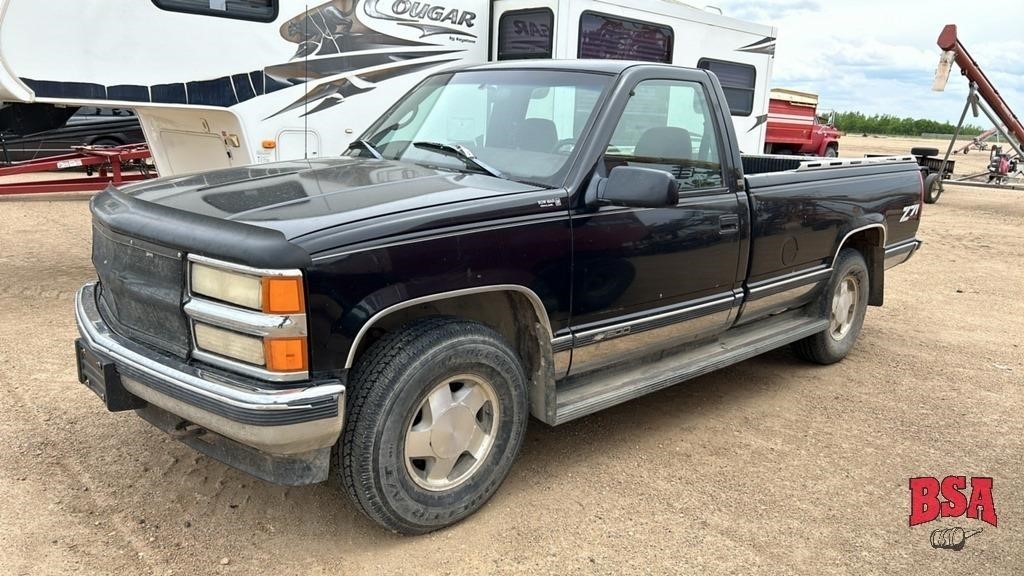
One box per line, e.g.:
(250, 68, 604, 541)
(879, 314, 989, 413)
(404, 374, 499, 491)
(829, 275, 859, 341)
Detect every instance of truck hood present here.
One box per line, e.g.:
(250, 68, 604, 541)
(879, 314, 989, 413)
(121, 158, 544, 240)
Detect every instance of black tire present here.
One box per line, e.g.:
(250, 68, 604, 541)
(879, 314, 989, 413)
(923, 173, 942, 204)
(823, 145, 838, 158)
(792, 249, 869, 365)
(911, 146, 940, 157)
(337, 316, 529, 534)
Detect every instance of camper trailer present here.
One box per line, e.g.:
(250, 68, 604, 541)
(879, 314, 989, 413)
(0, 0, 776, 175)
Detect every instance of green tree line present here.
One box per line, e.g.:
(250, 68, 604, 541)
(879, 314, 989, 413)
(832, 111, 984, 136)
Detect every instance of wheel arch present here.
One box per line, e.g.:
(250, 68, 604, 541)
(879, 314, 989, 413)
(344, 285, 558, 422)
(834, 224, 886, 306)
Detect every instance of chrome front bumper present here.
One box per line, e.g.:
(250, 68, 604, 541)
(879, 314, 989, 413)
(74, 283, 345, 456)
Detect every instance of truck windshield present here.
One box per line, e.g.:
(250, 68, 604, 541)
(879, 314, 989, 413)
(356, 70, 612, 187)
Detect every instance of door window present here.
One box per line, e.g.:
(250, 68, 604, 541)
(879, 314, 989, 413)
(604, 79, 723, 190)
(497, 9, 554, 60)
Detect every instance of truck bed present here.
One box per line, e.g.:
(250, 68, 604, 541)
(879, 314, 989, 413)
(739, 153, 923, 285)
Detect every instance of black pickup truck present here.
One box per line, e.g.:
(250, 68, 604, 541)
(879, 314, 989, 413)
(74, 60, 922, 534)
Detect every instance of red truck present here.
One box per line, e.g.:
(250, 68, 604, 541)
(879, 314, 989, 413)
(764, 88, 841, 157)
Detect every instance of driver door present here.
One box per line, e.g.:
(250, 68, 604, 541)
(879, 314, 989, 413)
(567, 73, 746, 376)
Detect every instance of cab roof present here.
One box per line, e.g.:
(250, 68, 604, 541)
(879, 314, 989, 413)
(459, 59, 679, 75)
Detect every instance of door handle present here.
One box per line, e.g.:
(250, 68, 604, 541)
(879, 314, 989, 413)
(719, 214, 740, 235)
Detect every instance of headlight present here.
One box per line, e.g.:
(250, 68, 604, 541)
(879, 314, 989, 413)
(194, 322, 265, 366)
(191, 263, 262, 310)
(186, 256, 308, 380)
(190, 262, 305, 314)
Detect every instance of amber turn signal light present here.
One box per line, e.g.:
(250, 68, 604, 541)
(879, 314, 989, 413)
(261, 139, 277, 149)
(262, 277, 305, 314)
(265, 337, 308, 372)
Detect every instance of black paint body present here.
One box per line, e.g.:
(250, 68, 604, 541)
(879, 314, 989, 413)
(97, 61, 922, 379)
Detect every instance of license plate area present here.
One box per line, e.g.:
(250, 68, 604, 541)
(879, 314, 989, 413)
(75, 339, 146, 412)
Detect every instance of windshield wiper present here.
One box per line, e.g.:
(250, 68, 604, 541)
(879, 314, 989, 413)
(412, 141, 505, 179)
(346, 139, 383, 160)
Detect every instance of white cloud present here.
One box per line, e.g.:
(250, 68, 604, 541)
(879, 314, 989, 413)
(713, 0, 1024, 124)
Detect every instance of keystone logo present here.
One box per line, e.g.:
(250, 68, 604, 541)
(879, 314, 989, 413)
(909, 476, 997, 551)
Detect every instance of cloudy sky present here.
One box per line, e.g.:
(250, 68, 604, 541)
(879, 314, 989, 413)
(714, 0, 1024, 124)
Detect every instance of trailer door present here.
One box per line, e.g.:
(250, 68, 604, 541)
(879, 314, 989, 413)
(491, 1, 557, 61)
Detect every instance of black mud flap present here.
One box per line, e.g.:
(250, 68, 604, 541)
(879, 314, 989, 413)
(75, 339, 147, 412)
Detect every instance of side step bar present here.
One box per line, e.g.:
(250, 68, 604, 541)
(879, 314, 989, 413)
(553, 312, 828, 425)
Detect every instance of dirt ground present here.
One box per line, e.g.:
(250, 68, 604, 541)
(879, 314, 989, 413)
(1, 137, 1023, 575)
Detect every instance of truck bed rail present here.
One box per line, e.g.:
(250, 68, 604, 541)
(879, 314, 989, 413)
(742, 153, 917, 176)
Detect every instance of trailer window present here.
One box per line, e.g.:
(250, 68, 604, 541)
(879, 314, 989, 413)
(497, 9, 554, 60)
(697, 59, 756, 116)
(578, 12, 673, 64)
(151, 0, 278, 22)
(604, 79, 723, 191)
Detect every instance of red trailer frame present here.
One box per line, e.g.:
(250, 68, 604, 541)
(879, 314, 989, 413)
(0, 144, 155, 196)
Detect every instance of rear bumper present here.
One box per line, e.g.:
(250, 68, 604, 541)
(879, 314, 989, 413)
(884, 238, 923, 269)
(74, 282, 345, 461)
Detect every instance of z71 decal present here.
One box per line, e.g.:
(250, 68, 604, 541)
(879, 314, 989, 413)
(900, 203, 921, 222)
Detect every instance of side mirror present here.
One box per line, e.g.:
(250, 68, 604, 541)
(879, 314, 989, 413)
(590, 166, 679, 208)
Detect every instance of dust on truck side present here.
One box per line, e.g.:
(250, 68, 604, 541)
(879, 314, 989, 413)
(74, 60, 922, 535)
(764, 88, 841, 157)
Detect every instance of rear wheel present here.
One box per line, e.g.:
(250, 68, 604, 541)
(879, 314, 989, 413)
(792, 249, 869, 364)
(924, 173, 942, 204)
(337, 316, 528, 534)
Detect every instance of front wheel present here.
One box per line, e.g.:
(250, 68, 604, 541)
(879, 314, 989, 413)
(792, 249, 869, 364)
(337, 316, 529, 534)
(823, 145, 838, 158)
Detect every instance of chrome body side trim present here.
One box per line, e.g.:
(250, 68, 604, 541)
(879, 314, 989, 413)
(738, 282, 822, 324)
(570, 307, 736, 376)
(344, 284, 554, 368)
(739, 267, 830, 325)
(551, 334, 573, 379)
(572, 296, 736, 346)
(553, 350, 571, 380)
(567, 295, 739, 377)
(75, 283, 344, 455)
(551, 335, 573, 353)
(884, 239, 922, 269)
(747, 267, 832, 298)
